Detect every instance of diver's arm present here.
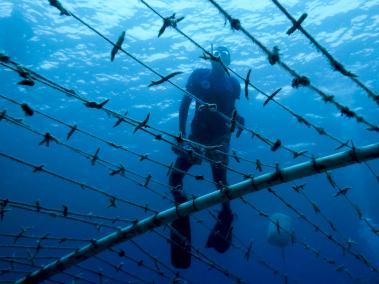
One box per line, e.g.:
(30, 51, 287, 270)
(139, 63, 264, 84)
(236, 114, 245, 138)
(179, 95, 192, 136)
(232, 77, 244, 137)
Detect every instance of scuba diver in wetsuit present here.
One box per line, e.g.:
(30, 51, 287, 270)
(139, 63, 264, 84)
(169, 46, 245, 268)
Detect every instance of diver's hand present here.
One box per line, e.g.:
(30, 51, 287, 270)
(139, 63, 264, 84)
(171, 131, 186, 155)
(236, 115, 245, 138)
(171, 144, 179, 155)
(171, 140, 202, 165)
(171, 142, 184, 155)
(171, 139, 190, 156)
(236, 127, 243, 138)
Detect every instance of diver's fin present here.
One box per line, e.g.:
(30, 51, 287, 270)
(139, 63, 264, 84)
(206, 207, 233, 253)
(170, 216, 191, 269)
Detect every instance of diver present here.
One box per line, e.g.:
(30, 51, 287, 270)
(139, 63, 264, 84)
(169, 46, 245, 268)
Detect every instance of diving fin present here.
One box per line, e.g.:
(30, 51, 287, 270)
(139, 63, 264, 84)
(206, 207, 234, 253)
(170, 216, 191, 269)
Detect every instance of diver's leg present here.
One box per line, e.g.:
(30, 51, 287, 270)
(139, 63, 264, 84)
(169, 155, 194, 269)
(169, 155, 193, 201)
(211, 162, 230, 210)
(206, 159, 234, 253)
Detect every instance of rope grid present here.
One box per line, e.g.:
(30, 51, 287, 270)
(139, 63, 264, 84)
(206, 0, 378, 132)
(1, 93, 377, 278)
(271, 0, 379, 106)
(0, 0, 378, 283)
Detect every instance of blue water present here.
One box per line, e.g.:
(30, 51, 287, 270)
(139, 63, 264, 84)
(0, 0, 378, 283)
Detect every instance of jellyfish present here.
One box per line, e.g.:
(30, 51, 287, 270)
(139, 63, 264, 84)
(172, 275, 188, 284)
(267, 213, 294, 263)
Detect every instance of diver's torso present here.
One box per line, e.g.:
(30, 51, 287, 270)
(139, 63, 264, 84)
(186, 69, 240, 145)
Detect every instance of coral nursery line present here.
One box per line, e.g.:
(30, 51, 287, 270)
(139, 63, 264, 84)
(14, 143, 379, 283)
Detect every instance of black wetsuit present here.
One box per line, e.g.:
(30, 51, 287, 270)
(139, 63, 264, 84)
(169, 68, 241, 192)
(169, 68, 241, 268)
(188, 68, 241, 145)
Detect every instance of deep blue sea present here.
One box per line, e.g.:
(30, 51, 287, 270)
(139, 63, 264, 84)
(0, 1, 378, 283)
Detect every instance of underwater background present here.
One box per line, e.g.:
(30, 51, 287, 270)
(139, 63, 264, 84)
(0, 0, 378, 283)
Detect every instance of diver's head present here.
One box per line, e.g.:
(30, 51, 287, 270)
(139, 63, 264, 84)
(211, 46, 231, 73)
(213, 46, 231, 66)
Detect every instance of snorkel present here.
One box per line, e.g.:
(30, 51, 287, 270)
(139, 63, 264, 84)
(211, 45, 231, 76)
